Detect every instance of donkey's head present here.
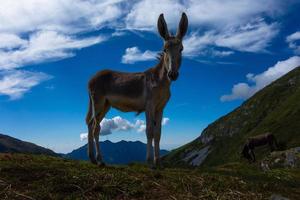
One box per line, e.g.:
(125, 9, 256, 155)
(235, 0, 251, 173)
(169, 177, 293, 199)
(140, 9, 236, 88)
(158, 13, 188, 81)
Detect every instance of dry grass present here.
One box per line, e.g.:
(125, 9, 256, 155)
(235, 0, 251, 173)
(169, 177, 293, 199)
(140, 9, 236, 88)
(0, 153, 299, 200)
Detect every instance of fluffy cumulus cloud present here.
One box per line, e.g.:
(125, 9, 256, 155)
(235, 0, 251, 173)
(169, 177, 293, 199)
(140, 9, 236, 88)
(121, 47, 157, 64)
(221, 56, 300, 101)
(286, 31, 300, 54)
(0, 70, 52, 99)
(80, 116, 170, 140)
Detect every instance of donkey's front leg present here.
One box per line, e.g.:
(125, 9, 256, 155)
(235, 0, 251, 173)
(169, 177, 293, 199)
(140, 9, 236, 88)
(94, 127, 105, 166)
(87, 122, 97, 164)
(145, 110, 154, 166)
(153, 110, 163, 167)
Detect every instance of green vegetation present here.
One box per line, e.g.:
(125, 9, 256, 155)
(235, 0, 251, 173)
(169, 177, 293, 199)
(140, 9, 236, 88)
(0, 153, 299, 199)
(164, 67, 300, 167)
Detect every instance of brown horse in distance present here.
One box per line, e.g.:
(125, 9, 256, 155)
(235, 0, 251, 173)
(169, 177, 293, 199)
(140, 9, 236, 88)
(86, 13, 188, 167)
(242, 133, 278, 162)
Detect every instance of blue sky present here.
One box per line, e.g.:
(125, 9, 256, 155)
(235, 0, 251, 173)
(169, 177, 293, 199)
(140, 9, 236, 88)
(1, 0, 300, 153)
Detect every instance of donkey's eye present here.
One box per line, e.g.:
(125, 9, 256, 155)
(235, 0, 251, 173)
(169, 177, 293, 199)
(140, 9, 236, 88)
(163, 48, 167, 53)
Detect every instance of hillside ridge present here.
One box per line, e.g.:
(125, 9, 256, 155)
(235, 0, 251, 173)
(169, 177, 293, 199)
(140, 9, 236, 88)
(0, 133, 57, 156)
(164, 66, 300, 167)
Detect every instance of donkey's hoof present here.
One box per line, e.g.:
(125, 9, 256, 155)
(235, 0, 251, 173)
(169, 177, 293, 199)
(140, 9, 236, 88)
(90, 159, 97, 165)
(151, 164, 164, 170)
(97, 162, 106, 167)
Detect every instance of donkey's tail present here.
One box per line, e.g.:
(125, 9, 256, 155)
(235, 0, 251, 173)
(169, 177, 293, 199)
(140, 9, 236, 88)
(89, 91, 97, 125)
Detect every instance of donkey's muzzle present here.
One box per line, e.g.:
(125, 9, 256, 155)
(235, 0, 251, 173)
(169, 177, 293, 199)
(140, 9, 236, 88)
(168, 71, 179, 81)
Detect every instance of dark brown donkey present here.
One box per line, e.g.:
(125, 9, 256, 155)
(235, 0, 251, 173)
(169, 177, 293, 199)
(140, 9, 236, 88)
(86, 13, 188, 166)
(242, 133, 278, 163)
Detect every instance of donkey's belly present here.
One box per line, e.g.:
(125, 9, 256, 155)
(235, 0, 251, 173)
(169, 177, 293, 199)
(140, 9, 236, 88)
(107, 95, 146, 113)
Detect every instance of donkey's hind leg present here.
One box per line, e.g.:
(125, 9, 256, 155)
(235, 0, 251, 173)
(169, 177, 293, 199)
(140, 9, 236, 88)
(93, 99, 110, 166)
(87, 121, 97, 164)
(86, 96, 97, 164)
(269, 135, 278, 151)
(153, 110, 163, 167)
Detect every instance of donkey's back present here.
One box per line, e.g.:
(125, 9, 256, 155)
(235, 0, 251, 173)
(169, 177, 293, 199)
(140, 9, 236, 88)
(248, 132, 275, 147)
(88, 70, 146, 97)
(88, 70, 147, 113)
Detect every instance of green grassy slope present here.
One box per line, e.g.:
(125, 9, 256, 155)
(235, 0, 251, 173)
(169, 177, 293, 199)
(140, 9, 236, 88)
(164, 67, 300, 167)
(0, 153, 299, 199)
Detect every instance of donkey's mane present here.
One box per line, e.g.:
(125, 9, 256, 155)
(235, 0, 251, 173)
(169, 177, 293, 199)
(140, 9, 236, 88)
(156, 52, 164, 61)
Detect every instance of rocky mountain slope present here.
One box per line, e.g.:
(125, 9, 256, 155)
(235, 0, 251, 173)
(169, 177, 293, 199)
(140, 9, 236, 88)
(164, 67, 300, 167)
(0, 133, 57, 156)
(65, 140, 169, 164)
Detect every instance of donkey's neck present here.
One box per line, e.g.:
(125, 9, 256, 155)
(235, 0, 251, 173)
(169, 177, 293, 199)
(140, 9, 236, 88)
(155, 61, 165, 80)
(153, 54, 169, 83)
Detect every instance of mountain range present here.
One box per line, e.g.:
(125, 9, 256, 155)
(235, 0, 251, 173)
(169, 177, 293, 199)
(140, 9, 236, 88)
(64, 140, 169, 164)
(0, 133, 169, 165)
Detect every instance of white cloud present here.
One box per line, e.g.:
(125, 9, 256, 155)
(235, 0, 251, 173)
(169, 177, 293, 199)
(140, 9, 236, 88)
(0, 33, 27, 50)
(125, 0, 285, 31)
(0, 0, 124, 34)
(221, 56, 300, 101)
(0, 31, 105, 70)
(0, 70, 52, 100)
(186, 0, 284, 28)
(135, 119, 147, 133)
(126, 0, 185, 31)
(286, 31, 300, 54)
(183, 18, 278, 57)
(80, 116, 170, 140)
(215, 19, 278, 52)
(80, 133, 88, 141)
(183, 32, 215, 57)
(210, 50, 234, 57)
(162, 117, 170, 126)
(100, 116, 136, 135)
(121, 47, 157, 64)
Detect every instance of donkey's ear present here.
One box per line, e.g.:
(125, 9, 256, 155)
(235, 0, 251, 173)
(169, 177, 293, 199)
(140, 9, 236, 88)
(157, 13, 169, 40)
(176, 12, 188, 40)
